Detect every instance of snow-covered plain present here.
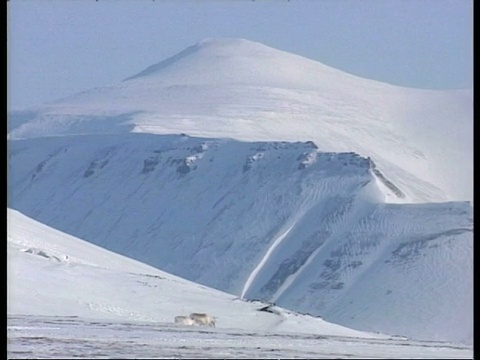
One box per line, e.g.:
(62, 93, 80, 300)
(8, 38, 472, 203)
(7, 209, 473, 359)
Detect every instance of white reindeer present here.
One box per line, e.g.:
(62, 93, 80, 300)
(189, 313, 216, 327)
(174, 315, 197, 326)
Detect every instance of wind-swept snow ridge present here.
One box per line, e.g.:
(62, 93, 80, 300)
(8, 133, 473, 344)
(7, 38, 472, 202)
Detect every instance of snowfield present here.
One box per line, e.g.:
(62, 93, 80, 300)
(8, 315, 473, 359)
(7, 209, 473, 359)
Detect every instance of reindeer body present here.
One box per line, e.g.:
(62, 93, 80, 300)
(189, 313, 216, 327)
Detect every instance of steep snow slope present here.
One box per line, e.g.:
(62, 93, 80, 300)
(8, 133, 473, 344)
(7, 38, 472, 202)
(7, 208, 385, 339)
(270, 202, 473, 345)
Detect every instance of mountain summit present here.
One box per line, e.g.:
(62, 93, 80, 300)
(124, 38, 369, 88)
(8, 38, 472, 202)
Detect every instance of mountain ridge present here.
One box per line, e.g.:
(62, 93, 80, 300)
(8, 133, 473, 343)
(8, 38, 472, 202)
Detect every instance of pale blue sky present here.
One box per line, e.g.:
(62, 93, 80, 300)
(7, 0, 473, 110)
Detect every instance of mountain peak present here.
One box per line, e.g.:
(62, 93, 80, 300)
(194, 37, 281, 55)
(123, 37, 340, 86)
(196, 37, 262, 48)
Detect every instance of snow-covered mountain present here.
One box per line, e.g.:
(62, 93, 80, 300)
(9, 207, 377, 338)
(8, 133, 473, 344)
(8, 38, 473, 346)
(8, 38, 472, 203)
(9, 209, 474, 359)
